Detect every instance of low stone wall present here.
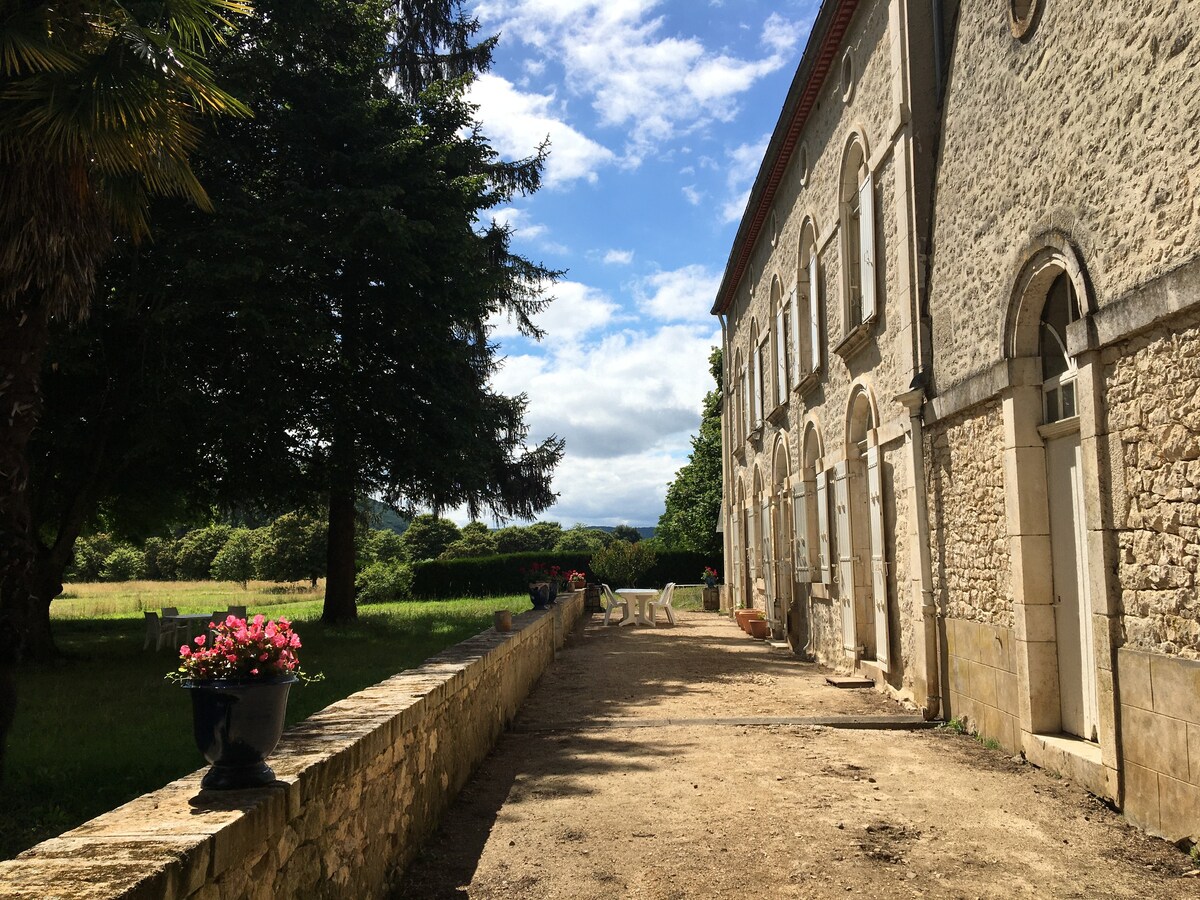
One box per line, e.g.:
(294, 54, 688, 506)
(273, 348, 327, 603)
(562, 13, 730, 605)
(0, 593, 585, 900)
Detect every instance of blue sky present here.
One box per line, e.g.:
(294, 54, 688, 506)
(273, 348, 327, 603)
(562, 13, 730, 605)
(459, 0, 818, 527)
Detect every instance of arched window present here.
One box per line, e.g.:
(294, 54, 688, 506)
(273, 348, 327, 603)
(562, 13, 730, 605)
(1040, 272, 1081, 424)
(839, 138, 876, 335)
(733, 348, 746, 446)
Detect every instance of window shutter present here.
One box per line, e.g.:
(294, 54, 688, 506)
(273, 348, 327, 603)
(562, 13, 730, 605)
(788, 285, 801, 386)
(792, 482, 810, 583)
(808, 259, 821, 374)
(762, 499, 774, 603)
(775, 309, 787, 403)
(834, 461, 856, 655)
(816, 469, 832, 584)
(741, 371, 750, 440)
(747, 504, 758, 579)
(867, 446, 889, 672)
(858, 173, 876, 323)
(753, 346, 763, 427)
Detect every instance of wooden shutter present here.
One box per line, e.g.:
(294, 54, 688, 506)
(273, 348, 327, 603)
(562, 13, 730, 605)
(808, 259, 821, 373)
(816, 470, 832, 583)
(834, 461, 856, 655)
(793, 482, 811, 583)
(867, 446, 889, 672)
(775, 308, 787, 403)
(788, 285, 801, 386)
(741, 371, 750, 440)
(762, 499, 774, 605)
(752, 346, 763, 426)
(858, 173, 876, 323)
(747, 504, 758, 579)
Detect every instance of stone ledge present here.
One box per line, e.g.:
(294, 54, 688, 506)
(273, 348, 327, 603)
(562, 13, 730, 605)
(0, 594, 584, 900)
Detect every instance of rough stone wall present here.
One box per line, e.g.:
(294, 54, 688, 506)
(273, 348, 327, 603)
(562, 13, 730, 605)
(926, 403, 1013, 628)
(725, 0, 917, 666)
(1106, 307, 1200, 658)
(928, 0, 1200, 391)
(0, 596, 585, 900)
(885, 440, 916, 693)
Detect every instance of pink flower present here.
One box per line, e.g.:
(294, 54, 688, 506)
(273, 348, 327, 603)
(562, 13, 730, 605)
(253, 614, 265, 626)
(180, 646, 191, 657)
(194, 635, 206, 647)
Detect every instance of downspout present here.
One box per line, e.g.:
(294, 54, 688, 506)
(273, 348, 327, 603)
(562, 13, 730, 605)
(719, 313, 733, 613)
(899, 386, 942, 720)
(931, 0, 945, 105)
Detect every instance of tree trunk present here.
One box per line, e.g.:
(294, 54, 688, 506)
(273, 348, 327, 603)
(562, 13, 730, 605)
(0, 299, 55, 652)
(322, 487, 358, 623)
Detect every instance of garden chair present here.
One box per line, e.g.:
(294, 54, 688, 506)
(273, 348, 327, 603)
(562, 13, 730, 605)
(227, 605, 247, 619)
(143, 612, 184, 652)
(647, 582, 677, 626)
(600, 584, 629, 626)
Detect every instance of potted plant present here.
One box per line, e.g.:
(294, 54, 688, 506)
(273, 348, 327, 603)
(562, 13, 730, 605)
(702, 566, 719, 588)
(520, 562, 560, 608)
(701, 566, 721, 611)
(168, 614, 317, 790)
(566, 570, 587, 590)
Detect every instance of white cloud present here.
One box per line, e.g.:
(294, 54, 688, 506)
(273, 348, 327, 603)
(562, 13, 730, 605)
(490, 279, 618, 343)
(492, 206, 548, 240)
(721, 133, 770, 223)
(603, 248, 634, 265)
(635, 264, 722, 323)
(473, 3, 803, 162)
(682, 184, 703, 206)
(467, 73, 617, 187)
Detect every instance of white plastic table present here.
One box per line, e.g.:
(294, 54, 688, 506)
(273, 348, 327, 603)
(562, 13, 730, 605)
(616, 589, 657, 626)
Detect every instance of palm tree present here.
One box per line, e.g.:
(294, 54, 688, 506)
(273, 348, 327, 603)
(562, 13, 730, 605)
(0, 0, 251, 661)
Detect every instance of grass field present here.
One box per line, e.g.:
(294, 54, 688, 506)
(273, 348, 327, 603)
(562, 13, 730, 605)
(1, 582, 535, 861)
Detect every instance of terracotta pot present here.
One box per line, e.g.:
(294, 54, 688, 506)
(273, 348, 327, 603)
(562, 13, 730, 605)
(748, 618, 769, 640)
(734, 608, 760, 632)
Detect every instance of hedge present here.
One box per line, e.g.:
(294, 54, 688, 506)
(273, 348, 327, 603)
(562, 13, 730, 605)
(409, 549, 718, 599)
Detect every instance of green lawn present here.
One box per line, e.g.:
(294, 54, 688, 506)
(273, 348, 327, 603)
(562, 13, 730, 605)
(1, 585, 533, 860)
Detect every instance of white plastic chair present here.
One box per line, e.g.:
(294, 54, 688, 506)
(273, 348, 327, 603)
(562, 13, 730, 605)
(647, 582, 677, 626)
(143, 612, 184, 652)
(600, 584, 629, 626)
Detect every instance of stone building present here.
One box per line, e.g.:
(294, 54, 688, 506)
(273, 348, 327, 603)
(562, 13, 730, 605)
(714, 0, 1200, 842)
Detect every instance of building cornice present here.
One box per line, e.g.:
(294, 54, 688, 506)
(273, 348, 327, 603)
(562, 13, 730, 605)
(710, 0, 861, 317)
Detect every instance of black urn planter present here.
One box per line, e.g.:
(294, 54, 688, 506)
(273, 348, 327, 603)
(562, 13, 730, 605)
(529, 582, 551, 609)
(186, 676, 295, 790)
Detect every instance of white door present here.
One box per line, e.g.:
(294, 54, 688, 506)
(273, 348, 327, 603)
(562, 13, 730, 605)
(1046, 431, 1098, 741)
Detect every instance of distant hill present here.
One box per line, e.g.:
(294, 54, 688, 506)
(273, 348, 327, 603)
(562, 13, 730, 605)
(587, 525, 656, 539)
(364, 498, 409, 534)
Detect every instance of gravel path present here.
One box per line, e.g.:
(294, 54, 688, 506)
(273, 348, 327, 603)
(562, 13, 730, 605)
(395, 609, 1194, 899)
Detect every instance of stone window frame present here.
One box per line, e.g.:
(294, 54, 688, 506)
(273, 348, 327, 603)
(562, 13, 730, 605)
(749, 319, 765, 435)
(834, 129, 879, 361)
(797, 142, 810, 187)
(840, 48, 856, 103)
(1008, 0, 1042, 40)
(768, 433, 795, 633)
(795, 417, 830, 593)
(999, 235, 1119, 781)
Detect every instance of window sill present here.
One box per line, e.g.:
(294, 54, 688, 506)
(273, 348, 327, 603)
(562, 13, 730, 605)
(833, 318, 876, 361)
(793, 370, 820, 400)
(766, 401, 789, 426)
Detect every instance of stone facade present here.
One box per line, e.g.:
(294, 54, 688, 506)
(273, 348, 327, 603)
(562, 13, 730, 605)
(926, 403, 1012, 629)
(716, 0, 1200, 844)
(0, 595, 585, 900)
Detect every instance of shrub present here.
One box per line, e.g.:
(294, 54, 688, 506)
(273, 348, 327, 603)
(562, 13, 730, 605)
(363, 529, 406, 565)
(100, 545, 146, 582)
(552, 524, 611, 553)
(355, 560, 415, 603)
(175, 524, 234, 580)
(211, 528, 264, 586)
(142, 536, 179, 580)
(398, 514, 461, 561)
(493, 522, 562, 553)
(253, 511, 326, 585)
(589, 541, 657, 587)
(66, 533, 114, 582)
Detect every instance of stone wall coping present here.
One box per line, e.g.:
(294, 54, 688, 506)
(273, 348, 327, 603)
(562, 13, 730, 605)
(0, 597, 582, 900)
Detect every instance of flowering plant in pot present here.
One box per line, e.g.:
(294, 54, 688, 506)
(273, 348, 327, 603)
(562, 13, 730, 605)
(565, 569, 587, 589)
(701, 566, 719, 588)
(519, 562, 562, 607)
(168, 614, 319, 790)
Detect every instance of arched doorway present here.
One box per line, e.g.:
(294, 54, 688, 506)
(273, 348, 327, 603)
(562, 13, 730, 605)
(770, 438, 794, 640)
(1007, 256, 1098, 741)
(838, 385, 889, 671)
(788, 421, 825, 657)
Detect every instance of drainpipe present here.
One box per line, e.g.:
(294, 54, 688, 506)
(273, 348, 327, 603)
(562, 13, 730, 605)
(719, 314, 733, 612)
(931, 0, 946, 105)
(897, 382, 942, 720)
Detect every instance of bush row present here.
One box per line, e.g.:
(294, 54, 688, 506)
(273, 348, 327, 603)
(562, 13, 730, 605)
(409, 549, 714, 599)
